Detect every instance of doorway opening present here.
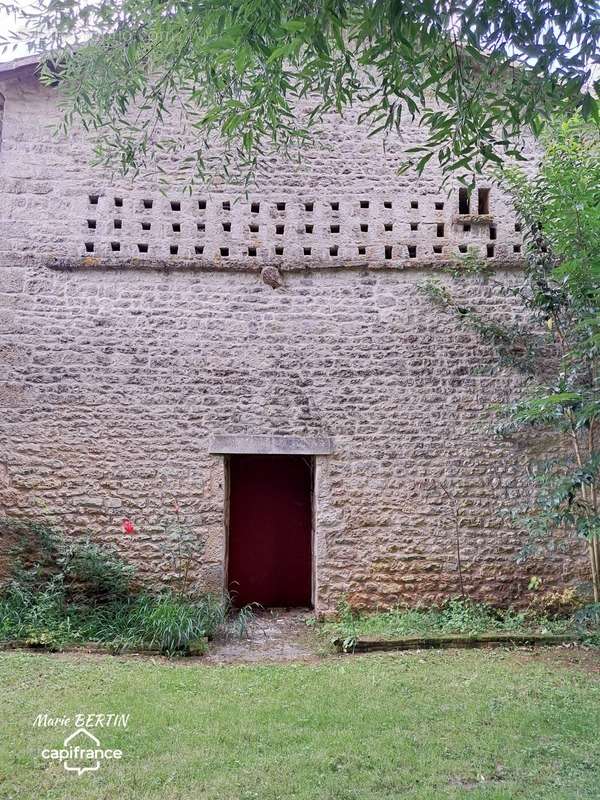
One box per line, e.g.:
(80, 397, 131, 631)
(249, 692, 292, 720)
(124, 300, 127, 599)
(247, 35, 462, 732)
(226, 454, 313, 608)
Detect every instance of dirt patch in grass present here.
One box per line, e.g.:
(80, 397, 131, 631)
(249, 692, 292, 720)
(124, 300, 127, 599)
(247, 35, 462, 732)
(509, 644, 600, 675)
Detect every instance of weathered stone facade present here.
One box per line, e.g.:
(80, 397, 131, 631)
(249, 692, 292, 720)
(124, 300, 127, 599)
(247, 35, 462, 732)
(0, 57, 588, 612)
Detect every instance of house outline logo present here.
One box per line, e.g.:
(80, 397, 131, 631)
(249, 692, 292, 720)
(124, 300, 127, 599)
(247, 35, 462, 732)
(38, 720, 125, 775)
(62, 728, 102, 776)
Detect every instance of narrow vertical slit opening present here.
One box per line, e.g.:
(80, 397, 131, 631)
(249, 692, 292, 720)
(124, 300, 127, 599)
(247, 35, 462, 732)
(478, 188, 490, 215)
(458, 188, 470, 215)
(0, 92, 4, 150)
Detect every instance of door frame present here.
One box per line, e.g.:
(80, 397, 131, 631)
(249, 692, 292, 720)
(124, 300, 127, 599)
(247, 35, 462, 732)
(223, 453, 316, 608)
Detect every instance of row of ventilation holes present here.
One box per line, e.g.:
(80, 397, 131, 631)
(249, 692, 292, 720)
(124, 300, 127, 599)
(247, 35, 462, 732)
(84, 242, 522, 258)
(88, 192, 491, 214)
(84, 190, 523, 257)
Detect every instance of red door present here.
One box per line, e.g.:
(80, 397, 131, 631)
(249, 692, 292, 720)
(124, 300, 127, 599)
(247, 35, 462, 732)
(227, 454, 313, 607)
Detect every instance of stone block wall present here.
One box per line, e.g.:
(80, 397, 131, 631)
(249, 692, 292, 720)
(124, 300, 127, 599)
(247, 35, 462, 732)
(0, 63, 587, 611)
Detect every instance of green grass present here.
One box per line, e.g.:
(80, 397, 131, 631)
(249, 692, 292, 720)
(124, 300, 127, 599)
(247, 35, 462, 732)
(0, 649, 599, 799)
(320, 599, 598, 649)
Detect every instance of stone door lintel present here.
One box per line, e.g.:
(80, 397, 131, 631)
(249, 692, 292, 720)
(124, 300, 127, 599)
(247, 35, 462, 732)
(209, 434, 333, 455)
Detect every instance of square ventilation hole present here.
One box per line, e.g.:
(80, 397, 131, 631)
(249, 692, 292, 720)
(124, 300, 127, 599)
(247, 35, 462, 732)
(458, 188, 470, 214)
(276, 225, 285, 235)
(195, 245, 204, 255)
(435, 202, 444, 210)
(197, 222, 205, 232)
(137, 243, 148, 253)
(408, 245, 417, 259)
(303, 247, 312, 256)
(437, 223, 445, 237)
(114, 219, 122, 229)
(433, 245, 442, 254)
(170, 201, 181, 212)
(410, 200, 418, 209)
(170, 245, 178, 255)
(410, 222, 418, 231)
(305, 202, 314, 212)
(114, 197, 123, 207)
(173, 223, 181, 233)
(360, 223, 369, 233)
(276, 202, 286, 211)
(487, 244, 495, 258)
(358, 246, 366, 255)
(222, 222, 231, 232)
(329, 246, 338, 257)
(513, 244, 522, 253)
(384, 245, 392, 260)
(515, 222, 522, 232)
(198, 199, 206, 210)
(111, 242, 120, 252)
(305, 224, 313, 234)
(84, 242, 94, 253)
(360, 200, 369, 209)
(463, 223, 471, 233)
(220, 247, 229, 257)
(275, 246, 284, 256)
(251, 202, 260, 213)
(330, 201, 339, 211)
(141, 221, 151, 231)
(88, 194, 99, 205)
(249, 223, 259, 233)
(478, 188, 490, 215)
(384, 201, 392, 209)
(459, 244, 468, 253)
(248, 246, 257, 257)
(87, 219, 96, 229)
(330, 224, 340, 233)
(489, 225, 497, 240)
(222, 201, 230, 211)
(384, 223, 393, 232)
(143, 199, 153, 209)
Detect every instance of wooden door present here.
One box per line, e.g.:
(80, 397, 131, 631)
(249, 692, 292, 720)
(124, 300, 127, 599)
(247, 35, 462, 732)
(227, 454, 313, 607)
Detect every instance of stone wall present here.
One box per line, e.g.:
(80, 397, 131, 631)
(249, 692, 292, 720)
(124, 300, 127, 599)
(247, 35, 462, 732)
(0, 63, 588, 612)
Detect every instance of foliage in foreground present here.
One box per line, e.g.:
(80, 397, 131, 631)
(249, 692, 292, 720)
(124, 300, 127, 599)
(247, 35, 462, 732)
(421, 117, 600, 599)
(1, 1, 598, 185)
(0, 582, 226, 655)
(3, 515, 136, 603)
(323, 596, 600, 651)
(0, 516, 245, 655)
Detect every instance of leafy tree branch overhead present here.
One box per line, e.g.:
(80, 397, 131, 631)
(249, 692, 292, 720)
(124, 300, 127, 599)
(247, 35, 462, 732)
(421, 118, 600, 599)
(1, 0, 598, 185)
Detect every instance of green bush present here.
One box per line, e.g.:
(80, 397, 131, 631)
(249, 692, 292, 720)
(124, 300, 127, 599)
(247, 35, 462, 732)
(117, 594, 225, 655)
(0, 585, 229, 655)
(0, 579, 77, 650)
(2, 516, 134, 603)
(60, 539, 135, 602)
(0, 516, 234, 655)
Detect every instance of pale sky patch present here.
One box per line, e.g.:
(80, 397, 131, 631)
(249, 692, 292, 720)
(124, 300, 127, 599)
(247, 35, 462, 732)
(0, 1, 32, 61)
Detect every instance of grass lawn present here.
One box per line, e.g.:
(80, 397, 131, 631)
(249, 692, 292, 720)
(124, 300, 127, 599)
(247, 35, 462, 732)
(0, 649, 599, 800)
(318, 600, 599, 649)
